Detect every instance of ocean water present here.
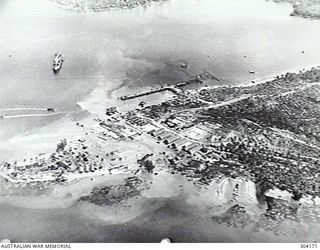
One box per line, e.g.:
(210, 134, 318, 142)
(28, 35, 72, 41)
(1, 0, 320, 243)
(0, 197, 317, 243)
(1, 0, 320, 144)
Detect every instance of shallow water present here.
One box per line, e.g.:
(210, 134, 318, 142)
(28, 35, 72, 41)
(0, 170, 319, 242)
(0, 198, 317, 243)
(1, 0, 320, 142)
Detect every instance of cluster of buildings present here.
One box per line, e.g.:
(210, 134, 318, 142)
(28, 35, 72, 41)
(2, 61, 320, 236)
(105, 107, 118, 116)
(148, 128, 203, 155)
(125, 112, 150, 127)
(0, 139, 128, 184)
(162, 116, 194, 130)
(141, 94, 205, 120)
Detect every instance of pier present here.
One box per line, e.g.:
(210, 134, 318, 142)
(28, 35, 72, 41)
(119, 77, 203, 101)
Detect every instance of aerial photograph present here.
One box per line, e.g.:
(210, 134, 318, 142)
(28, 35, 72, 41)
(1, 0, 320, 244)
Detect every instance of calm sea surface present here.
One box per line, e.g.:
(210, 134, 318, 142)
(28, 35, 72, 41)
(1, 0, 320, 242)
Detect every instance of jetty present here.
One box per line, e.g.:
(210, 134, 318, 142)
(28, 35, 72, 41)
(119, 77, 204, 101)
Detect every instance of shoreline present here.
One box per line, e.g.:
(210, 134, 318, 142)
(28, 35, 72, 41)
(2, 64, 320, 187)
(269, 0, 320, 20)
(238, 64, 320, 87)
(50, 0, 167, 13)
(1, 0, 320, 242)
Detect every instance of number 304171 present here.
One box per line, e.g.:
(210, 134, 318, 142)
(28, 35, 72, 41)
(301, 244, 318, 248)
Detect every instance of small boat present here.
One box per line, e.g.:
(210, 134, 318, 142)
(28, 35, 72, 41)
(249, 70, 256, 74)
(179, 62, 189, 69)
(47, 108, 55, 112)
(52, 53, 64, 73)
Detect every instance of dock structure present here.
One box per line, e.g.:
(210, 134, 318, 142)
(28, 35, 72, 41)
(119, 77, 204, 101)
(119, 86, 179, 101)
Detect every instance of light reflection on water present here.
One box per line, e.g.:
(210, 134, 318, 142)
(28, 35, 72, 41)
(1, 0, 320, 242)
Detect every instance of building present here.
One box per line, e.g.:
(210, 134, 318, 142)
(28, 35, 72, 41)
(164, 135, 181, 145)
(158, 131, 172, 140)
(149, 128, 165, 137)
(185, 143, 202, 155)
(172, 138, 191, 150)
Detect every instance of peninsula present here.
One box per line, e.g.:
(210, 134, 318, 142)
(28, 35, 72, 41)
(1, 66, 320, 236)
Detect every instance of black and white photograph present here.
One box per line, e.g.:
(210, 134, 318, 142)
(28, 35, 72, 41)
(1, 0, 320, 244)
